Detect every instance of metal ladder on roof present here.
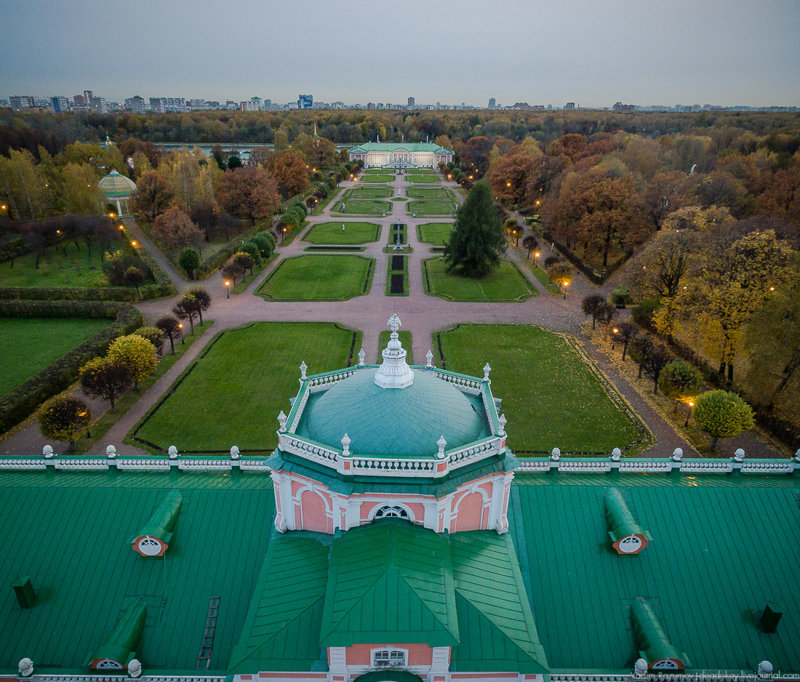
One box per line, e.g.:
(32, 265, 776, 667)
(196, 596, 221, 669)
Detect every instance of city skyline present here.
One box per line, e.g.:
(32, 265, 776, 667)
(2, 0, 799, 107)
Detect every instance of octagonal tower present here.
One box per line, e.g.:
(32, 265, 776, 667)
(267, 315, 518, 535)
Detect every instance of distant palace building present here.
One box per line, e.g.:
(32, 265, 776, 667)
(349, 142, 454, 169)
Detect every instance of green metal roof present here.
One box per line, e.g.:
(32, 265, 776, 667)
(99, 169, 137, 197)
(349, 142, 452, 153)
(0, 470, 274, 672)
(450, 531, 549, 674)
(229, 530, 330, 673)
(320, 519, 460, 647)
(508, 476, 800, 672)
(299, 369, 489, 457)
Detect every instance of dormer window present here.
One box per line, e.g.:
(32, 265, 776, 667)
(374, 505, 409, 520)
(372, 648, 407, 668)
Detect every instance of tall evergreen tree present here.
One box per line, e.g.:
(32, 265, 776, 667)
(444, 180, 505, 278)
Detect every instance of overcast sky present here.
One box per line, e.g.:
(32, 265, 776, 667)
(3, 0, 799, 107)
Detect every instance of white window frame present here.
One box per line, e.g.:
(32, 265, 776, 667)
(371, 647, 408, 668)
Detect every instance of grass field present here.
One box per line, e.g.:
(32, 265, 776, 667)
(417, 223, 453, 245)
(377, 330, 412, 363)
(348, 186, 393, 199)
(406, 199, 458, 217)
(405, 174, 438, 183)
(257, 254, 374, 301)
(435, 324, 650, 454)
(422, 258, 536, 301)
(129, 322, 361, 453)
(406, 187, 453, 201)
(361, 174, 395, 183)
(0, 239, 137, 288)
(304, 222, 381, 245)
(332, 199, 392, 216)
(0, 318, 111, 397)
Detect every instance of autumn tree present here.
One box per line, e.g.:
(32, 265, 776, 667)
(488, 145, 541, 204)
(173, 294, 199, 334)
(39, 394, 92, 446)
(522, 235, 538, 258)
(0, 148, 50, 221)
(79, 357, 132, 409)
(124, 265, 145, 299)
(692, 390, 754, 451)
(755, 166, 800, 228)
(294, 133, 338, 170)
(152, 206, 202, 252)
(184, 285, 211, 325)
(155, 315, 181, 354)
(216, 166, 280, 225)
(268, 150, 310, 196)
(582, 294, 606, 329)
(133, 326, 166, 356)
(615, 322, 638, 361)
(222, 258, 245, 287)
(61, 163, 102, 215)
(641, 343, 671, 393)
(459, 136, 493, 176)
(444, 180, 505, 278)
(547, 261, 573, 291)
(131, 170, 173, 222)
(657, 360, 703, 411)
(107, 334, 157, 389)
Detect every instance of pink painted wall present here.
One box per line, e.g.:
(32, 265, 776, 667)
(344, 643, 433, 666)
(299, 489, 332, 533)
(453, 491, 485, 532)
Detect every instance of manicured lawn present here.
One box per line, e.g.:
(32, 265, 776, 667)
(0, 239, 136, 288)
(348, 186, 393, 199)
(417, 222, 453, 245)
(406, 187, 453, 201)
(257, 254, 374, 301)
(435, 324, 650, 454)
(406, 199, 458, 217)
(332, 199, 392, 216)
(422, 258, 536, 301)
(0, 318, 111, 397)
(304, 222, 381, 245)
(377, 330, 413, 364)
(405, 174, 438, 183)
(129, 322, 361, 453)
(361, 174, 395, 183)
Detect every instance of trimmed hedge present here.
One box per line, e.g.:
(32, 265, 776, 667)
(0, 300, 143, 434)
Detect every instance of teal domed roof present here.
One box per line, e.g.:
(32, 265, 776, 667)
(300, 368, 488, 458)
(99, 169, 137, 197)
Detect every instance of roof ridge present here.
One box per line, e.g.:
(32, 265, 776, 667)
(395, 562, 460, 639)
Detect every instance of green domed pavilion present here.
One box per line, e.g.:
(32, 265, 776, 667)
(98, 170, 137, 217)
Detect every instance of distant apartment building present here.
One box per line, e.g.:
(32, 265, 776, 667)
(10, 96, 35, 111)
(89, 96, 107, 114)
(612, 101, 635, 112)
(297, 93, 313, 109)
(408, 96, 415, 107)
(149, 97, 187, 113)
(565, 102, 576, 110)
(488, 97, 496, 109)
(240, 100, 259, 111)
(51, 96, 70, 113)
(73, 94, 87, 107)
(125, 96, 146, 114)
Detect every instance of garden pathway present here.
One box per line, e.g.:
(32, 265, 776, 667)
(4, 169, 782, 460)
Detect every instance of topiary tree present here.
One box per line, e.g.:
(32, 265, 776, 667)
(240, 240, 263, 267)
(253, 231, 276, 259)
(582, 294, 606, 329)
(123, 266, 145, 299)
(522, 235, 538, 258)
(107, 334, 157, 389)
(444, 180, 505, 278)
(611, 287, 631, 307)
(693, 390, 755, 451)
(173, 294, 199, 334)
(79, 357, 132, 409)
(155, 315, 180, 355)
(232, 251, 255, 276)
(133, 326, 165, 356)
(184, 285, 211, 325)
(547, 261, 572, 295)
(39, 394, 92, 447)
(658, 360, 704, 411)
(178, 247, 200, 279)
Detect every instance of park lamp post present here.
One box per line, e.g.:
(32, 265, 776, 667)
(684, 400, 695, 427)
(178, 323, 184, 344)
(225, 280, 231, 299)
(534, 250, 540, 263)
(562, 280, 570, 298)
(611, 327, 619, 350)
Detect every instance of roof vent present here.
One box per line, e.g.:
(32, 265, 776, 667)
(374, 314, 414, 389)
(760, 602, 783, 633)
(87, 598, 147, 671)
(131, 490, 182, 557)
(12, 576, 36, 609)
(605, 489, 650, 555)
(631, 597, 689, 671)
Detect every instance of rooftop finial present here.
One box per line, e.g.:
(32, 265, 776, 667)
(374, 315, 414, 389)
(483, 363, 492, 381)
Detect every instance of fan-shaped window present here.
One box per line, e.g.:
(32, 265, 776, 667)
(374, 505, 409, 519)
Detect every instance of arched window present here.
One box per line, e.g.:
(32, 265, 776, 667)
(374, 505, 409, 520)
(372, 647, 407, 668)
